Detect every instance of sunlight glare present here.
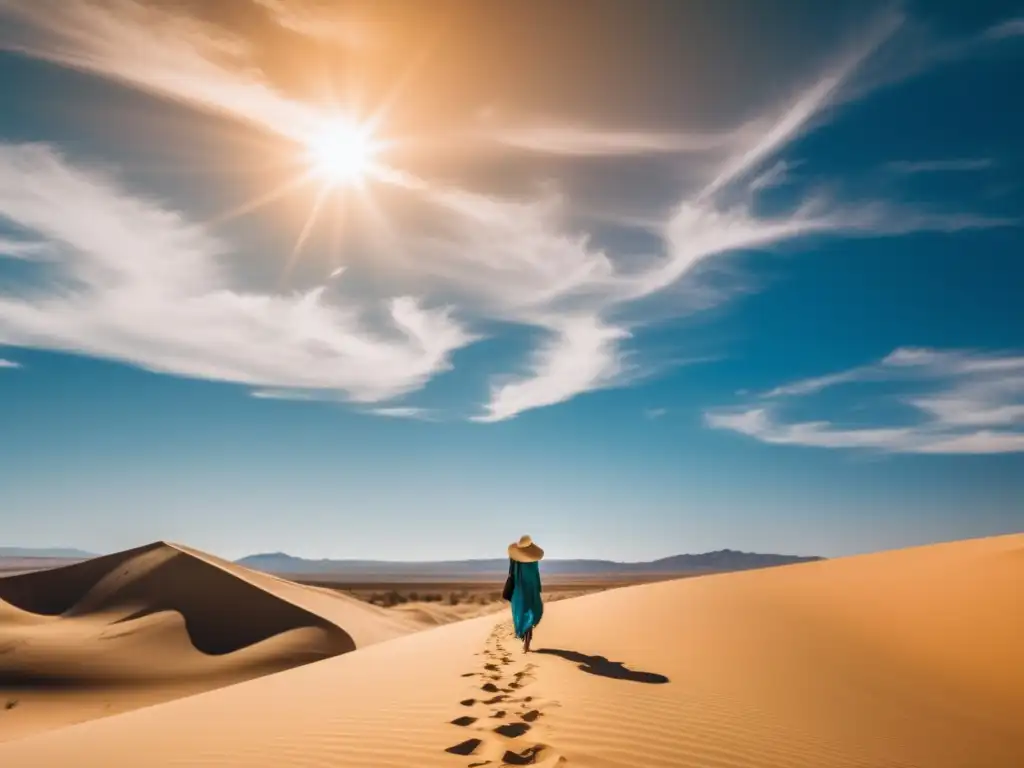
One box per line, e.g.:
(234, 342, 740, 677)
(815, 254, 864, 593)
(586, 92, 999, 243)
(305, 117, 379, 187)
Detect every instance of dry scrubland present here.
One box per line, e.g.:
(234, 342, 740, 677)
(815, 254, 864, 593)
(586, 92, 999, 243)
(1, 533, 1022, 767)
(294, 575, 680, 614)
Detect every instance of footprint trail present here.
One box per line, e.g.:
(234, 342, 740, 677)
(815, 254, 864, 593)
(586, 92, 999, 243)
(444, 621, 566, 766)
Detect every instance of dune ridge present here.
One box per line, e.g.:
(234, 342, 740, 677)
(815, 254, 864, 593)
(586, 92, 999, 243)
(1, 533, 1021, 766)
(0, 541, 424, 741)
(0, 542, 355, 654)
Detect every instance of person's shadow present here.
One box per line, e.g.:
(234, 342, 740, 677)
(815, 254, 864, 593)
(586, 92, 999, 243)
(535, 648, 669, 684)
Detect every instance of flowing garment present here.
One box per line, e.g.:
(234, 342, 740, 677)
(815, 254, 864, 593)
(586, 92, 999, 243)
(510, 560, 544, 639)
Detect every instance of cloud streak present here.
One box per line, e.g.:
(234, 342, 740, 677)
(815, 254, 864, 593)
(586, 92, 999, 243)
(749, 159, 802, 192)
(0, 1, 1017, 423)
(984, 18, 1024, 40)
(252, 0, 370, 48)
(364, 406, 437, 421)
(0, 0, 325, 144)
(887, 158, 994, 174)
(707, 348, 1024, 454)
(0, 143, 474, 403)
(0, 237, 52, 260)
(0, 357, 22, 368)
(487, 124, 749, 157)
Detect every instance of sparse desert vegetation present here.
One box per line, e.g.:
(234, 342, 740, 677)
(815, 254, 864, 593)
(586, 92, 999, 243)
(292, 576, 683, 610)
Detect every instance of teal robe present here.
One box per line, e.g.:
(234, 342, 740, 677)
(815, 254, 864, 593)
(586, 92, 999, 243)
(510, 560, 544, 639)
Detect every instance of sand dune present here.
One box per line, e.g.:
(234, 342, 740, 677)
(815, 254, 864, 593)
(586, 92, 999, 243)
(0, 541, 423, 741)
(1, 533, 1021, 766)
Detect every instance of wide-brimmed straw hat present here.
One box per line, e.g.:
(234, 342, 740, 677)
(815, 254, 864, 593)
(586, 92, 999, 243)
(508, 534, 544, 563)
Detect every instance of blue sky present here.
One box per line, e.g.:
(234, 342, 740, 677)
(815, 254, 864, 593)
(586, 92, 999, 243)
(1, 0, 1022, 561)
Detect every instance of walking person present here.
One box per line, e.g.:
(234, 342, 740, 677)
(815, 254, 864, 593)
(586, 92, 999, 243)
(504, 535, 544, 652)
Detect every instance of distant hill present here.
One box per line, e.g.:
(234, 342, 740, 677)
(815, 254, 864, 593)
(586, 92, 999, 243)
(0, 546, 96, 559)
(236, 550, 823, 577)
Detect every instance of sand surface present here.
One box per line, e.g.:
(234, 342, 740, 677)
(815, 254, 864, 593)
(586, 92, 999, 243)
(0, 541, 423, 741)
(1, 533, 1021, 766)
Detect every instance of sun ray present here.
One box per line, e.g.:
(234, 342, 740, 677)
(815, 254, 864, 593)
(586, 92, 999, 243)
(325, 181, 353, 275)
(281, 183, 333, 283)
(209, 172, 315, 224)
(359, 42, 435, 146)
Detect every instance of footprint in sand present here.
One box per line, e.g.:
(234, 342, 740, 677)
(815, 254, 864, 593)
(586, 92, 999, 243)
(494, 722, 531, 739)
(502, 744, 564, 766)
(445, 621, 566, 767)
(445, 738, 483, 756)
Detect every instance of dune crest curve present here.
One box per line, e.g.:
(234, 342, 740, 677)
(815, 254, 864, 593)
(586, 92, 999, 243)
(0, 541, 419, 740)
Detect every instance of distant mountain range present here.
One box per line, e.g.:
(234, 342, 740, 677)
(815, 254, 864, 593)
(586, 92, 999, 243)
(0, 546, 97, 559)
(236, 550, 823, 577)
(1, 547, 824, 577)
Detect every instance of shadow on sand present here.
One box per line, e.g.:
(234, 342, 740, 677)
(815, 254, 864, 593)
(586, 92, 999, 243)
(535, 648, 669, 684)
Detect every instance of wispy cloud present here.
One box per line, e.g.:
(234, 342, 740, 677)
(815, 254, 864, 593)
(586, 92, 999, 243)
(984, 18, 1024, 40)
(886, 158, 994, 174)
(0, 2, 1017, 424)
(363, 406, 437, 421)
(250, 389, 320, 401)
(0, 237, 52, 260)
(0, 357, 22, 368)
(473, 315, 629, 423)
(835, 12, 1024, 107)
(644, 407, 668, 420)
(699, 10, 903, 201)
(487, 124, 749, 157)
(251, 0, 371, 48)
(0, 143, 474, 403)
(707, 348, 1024, 454)
(440, 9, 1016, 420)
(0, 0, 324, 143)
(749, 159, 803, 192)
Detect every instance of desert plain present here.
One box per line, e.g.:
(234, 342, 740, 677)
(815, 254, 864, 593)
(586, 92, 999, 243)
(0, 533, 1021, 767)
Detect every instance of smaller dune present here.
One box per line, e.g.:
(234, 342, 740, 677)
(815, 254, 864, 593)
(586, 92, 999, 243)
(391, 600, 504, 626)
(0, 541, 422, 741)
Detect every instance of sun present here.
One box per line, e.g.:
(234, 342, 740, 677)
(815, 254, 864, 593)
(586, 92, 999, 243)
(304, 117, 380, 187)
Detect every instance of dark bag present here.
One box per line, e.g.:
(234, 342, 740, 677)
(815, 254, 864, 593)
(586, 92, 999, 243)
(502, 560, 515, 601)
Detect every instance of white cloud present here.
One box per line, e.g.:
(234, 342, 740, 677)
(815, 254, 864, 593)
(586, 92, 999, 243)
(251, 0, 371, 48)
(473, 315, 629, 422)
(699, 9, 903, 201)
(706, 408, 919, 450)
(0, 357, 22, 368)
(984, 18, 1024, 40)
(0, 0, 325, 144)
(0, 1, 1017, 423)
(887, 158, 994, 173)
(250, 389, 320, 401)
(0, 237, 52, 260)
(706, 348, 1024, 454)
(487, 124, 749, 157)
(0, 143, 474, 403)
(749, 160, 802, 192)
(644, 408, 668, 420)
(364, 406, 436, 421)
